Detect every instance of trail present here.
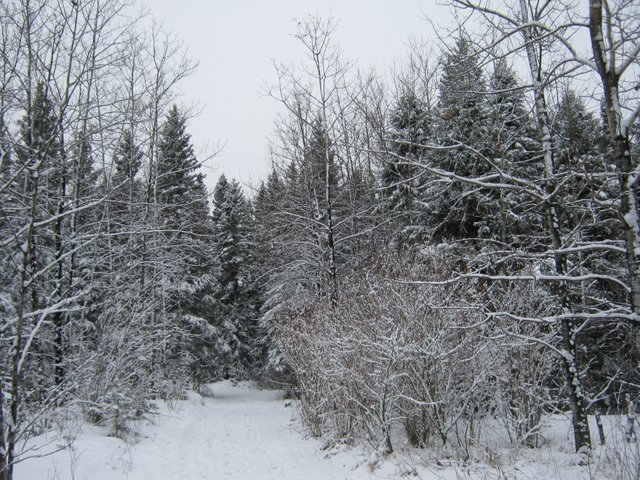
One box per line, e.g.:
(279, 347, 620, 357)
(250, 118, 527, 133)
(16, 380, 613, 480)
(127, 381, 362, 480)
(16, 381, 378, 480)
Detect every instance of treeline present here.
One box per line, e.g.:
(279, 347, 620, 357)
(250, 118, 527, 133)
(254, 4, 639, 459)
(0, 2, 260, 479)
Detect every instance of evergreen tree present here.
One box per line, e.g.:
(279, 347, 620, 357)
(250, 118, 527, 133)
(551, 89, 635, 407)
(485, 59, 542, 242)
(115, 129, 143, 184)
(17, 82, 62, 200)
(153, 105, 215, 382)
(0, 112, 10, 186)
(110, 129, 145, 238)
(13, 81, 63, 388)
(156, 104, 211, 272)
(252, 169, 295, 378)
(423, 36, 493, 239)
(551, 89, 616, 241)
(210, 175, 261, 377)
(438, 36, 487, 140)
(383, 87, 431, 237)
(554, 89, 602, 175)
(157, 105, 208, 226)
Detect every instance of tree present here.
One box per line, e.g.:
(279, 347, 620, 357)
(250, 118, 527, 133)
(382, 87, 431, 237)
(157, 105, 207, 225)
(150, 104, 214, 382)
(424, 0, 640, 452)
(485, 58, 542, 242)
(588, 0, 640, 317)
(115, 130, 143, 185)
(428, 36, 494, 239)
(210, 175, 261, 376)
(253, 170, 293, 379)
(0, 2, 202, 477)
(265, 15, 382, 312)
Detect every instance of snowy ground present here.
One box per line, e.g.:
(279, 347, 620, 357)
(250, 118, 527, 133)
(17, 381, 378, 480)
(16, 381, 637, 479)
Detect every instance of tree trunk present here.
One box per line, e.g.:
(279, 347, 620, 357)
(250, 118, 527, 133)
(560, 318, 592, 451)
(4, 165, 41, 480)
(519, 0, 591, 452)
(589, 0, 640, 318)
(324, 146, 338, 307)
(52, 139, 67, 388)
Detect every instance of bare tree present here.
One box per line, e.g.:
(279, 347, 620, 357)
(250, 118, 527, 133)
(266, 15, 371, 306)
(0, 2, 202, 478)
(400, 0, 640, 453)
(589, 0, 640, 315)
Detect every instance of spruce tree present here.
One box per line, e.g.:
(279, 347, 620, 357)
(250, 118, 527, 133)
(552, 89, 635, 407)
(253, 170, 292, 377)
(485, 59, 542, 242)
(115, 130, 143, 184)
(14, 81, 63, 388)
(111, 130, 144, 232)
(383, 87, 431, 240)
(157, 105, 209, 227)
(210, 175, 261, 377)
(154, 105, 215, 382)
(427, 36, 491, 239)
(156, 104, 211, 271)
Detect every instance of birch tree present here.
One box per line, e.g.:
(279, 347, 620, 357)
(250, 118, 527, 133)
(588, 0, 640, 316)
(422, 0, 640, 452)
(0, 2, 201, 477)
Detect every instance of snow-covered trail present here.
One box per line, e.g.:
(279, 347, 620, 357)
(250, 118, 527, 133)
(17, 380, 618, 480)
(126, 382, 361, 480)
(17, 381, 380, 480)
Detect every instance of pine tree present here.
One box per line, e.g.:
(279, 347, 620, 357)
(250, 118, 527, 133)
(152, 104, 215, 383)
(383, 87, 431, 236)
(210, 175, 261, 377)
(427, 36, 492, 239)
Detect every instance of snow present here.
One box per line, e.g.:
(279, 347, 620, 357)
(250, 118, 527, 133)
(16, 381, 637, 480)
(17, 381, 374, 480)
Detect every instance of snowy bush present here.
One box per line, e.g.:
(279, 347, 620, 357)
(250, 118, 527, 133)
(275, 248, 565, 459)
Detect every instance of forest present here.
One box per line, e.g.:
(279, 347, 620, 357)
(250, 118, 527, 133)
(0, 1, 639, 479)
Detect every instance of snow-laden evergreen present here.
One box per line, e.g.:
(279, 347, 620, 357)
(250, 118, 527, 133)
(209, 175, 261, 377)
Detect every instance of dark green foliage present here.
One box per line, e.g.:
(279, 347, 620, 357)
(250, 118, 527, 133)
(115, 129, 143, 182)
(426, 37, 493, 239)
(17, 82, 61, 174)
(154, 105, 217, 383)
(110, 129, 145, 231)
(157, 105, 208, 226)
(11, 81, 63, 393)
(210, 175, 261, 377)
(253, 170, 292, 378)
(383, 87, 430, 233)
(484, 59, 543, 242)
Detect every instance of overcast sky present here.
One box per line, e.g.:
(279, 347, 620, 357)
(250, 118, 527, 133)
(143, 1, 452, 193)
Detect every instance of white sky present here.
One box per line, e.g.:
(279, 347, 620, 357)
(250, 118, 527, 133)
(143, 0, 452, 193)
